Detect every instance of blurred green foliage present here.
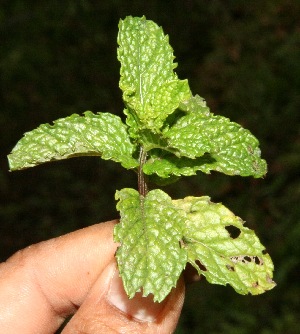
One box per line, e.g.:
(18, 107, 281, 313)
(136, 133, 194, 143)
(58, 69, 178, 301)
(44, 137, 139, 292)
(1, 1, 299, 333)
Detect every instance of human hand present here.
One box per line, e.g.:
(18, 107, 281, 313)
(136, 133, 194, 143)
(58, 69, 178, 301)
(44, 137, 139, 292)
(0, 220, 185, 333)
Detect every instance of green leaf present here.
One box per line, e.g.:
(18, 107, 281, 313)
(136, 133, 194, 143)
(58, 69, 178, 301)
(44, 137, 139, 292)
(8, 111, 138, 171)
(118, 16, 191, 133)
(143, 152, 215, 178)
(163, 95, 267, 178)
(173, 196, 276, 295)
(114, 188, 187, 302)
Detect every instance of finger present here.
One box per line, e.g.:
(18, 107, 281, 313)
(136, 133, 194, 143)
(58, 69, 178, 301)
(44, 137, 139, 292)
(0, 220, 118, 334)
(62, 262, 185, 334)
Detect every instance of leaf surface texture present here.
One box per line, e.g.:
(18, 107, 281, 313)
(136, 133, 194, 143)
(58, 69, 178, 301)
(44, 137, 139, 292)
(8, 112, 138, 170)
(174, 196, 276, 294)
(114, 188, 187, 302)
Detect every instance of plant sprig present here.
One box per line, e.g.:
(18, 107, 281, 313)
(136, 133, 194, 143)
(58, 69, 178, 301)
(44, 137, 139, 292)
(8, 16, 275, 302)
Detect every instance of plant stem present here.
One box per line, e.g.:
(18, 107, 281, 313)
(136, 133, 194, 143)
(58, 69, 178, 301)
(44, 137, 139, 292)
(138, 146, 148, 197)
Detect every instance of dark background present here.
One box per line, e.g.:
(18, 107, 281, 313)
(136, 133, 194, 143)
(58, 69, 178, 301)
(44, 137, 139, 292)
(1, 1, 299, 333)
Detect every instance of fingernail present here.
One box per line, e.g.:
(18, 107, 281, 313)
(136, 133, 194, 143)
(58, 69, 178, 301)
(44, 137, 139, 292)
(107, 266, 166, 322)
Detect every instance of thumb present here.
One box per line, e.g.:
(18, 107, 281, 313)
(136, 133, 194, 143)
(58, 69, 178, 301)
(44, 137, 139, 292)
(62, 261, 185, 334)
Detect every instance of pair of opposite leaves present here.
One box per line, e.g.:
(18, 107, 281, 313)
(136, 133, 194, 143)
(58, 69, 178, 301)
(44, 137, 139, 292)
(8, 16, 275, 302)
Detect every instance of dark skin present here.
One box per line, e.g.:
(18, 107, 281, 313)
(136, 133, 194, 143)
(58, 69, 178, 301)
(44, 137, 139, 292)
(0, 220, 187, 334)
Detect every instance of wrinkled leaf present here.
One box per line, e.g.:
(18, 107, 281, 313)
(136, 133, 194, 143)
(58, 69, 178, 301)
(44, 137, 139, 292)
(8, 111, 138, 170)
(173, 196, 276, 295)
(164, 95, 267, 178)
(143, 152, 215, 178)
(114, 188, 187, 302)
(118, 16, 191, 133)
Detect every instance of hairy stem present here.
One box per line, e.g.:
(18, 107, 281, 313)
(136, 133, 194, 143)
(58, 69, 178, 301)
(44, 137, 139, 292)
(138, 147, 148, 197)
